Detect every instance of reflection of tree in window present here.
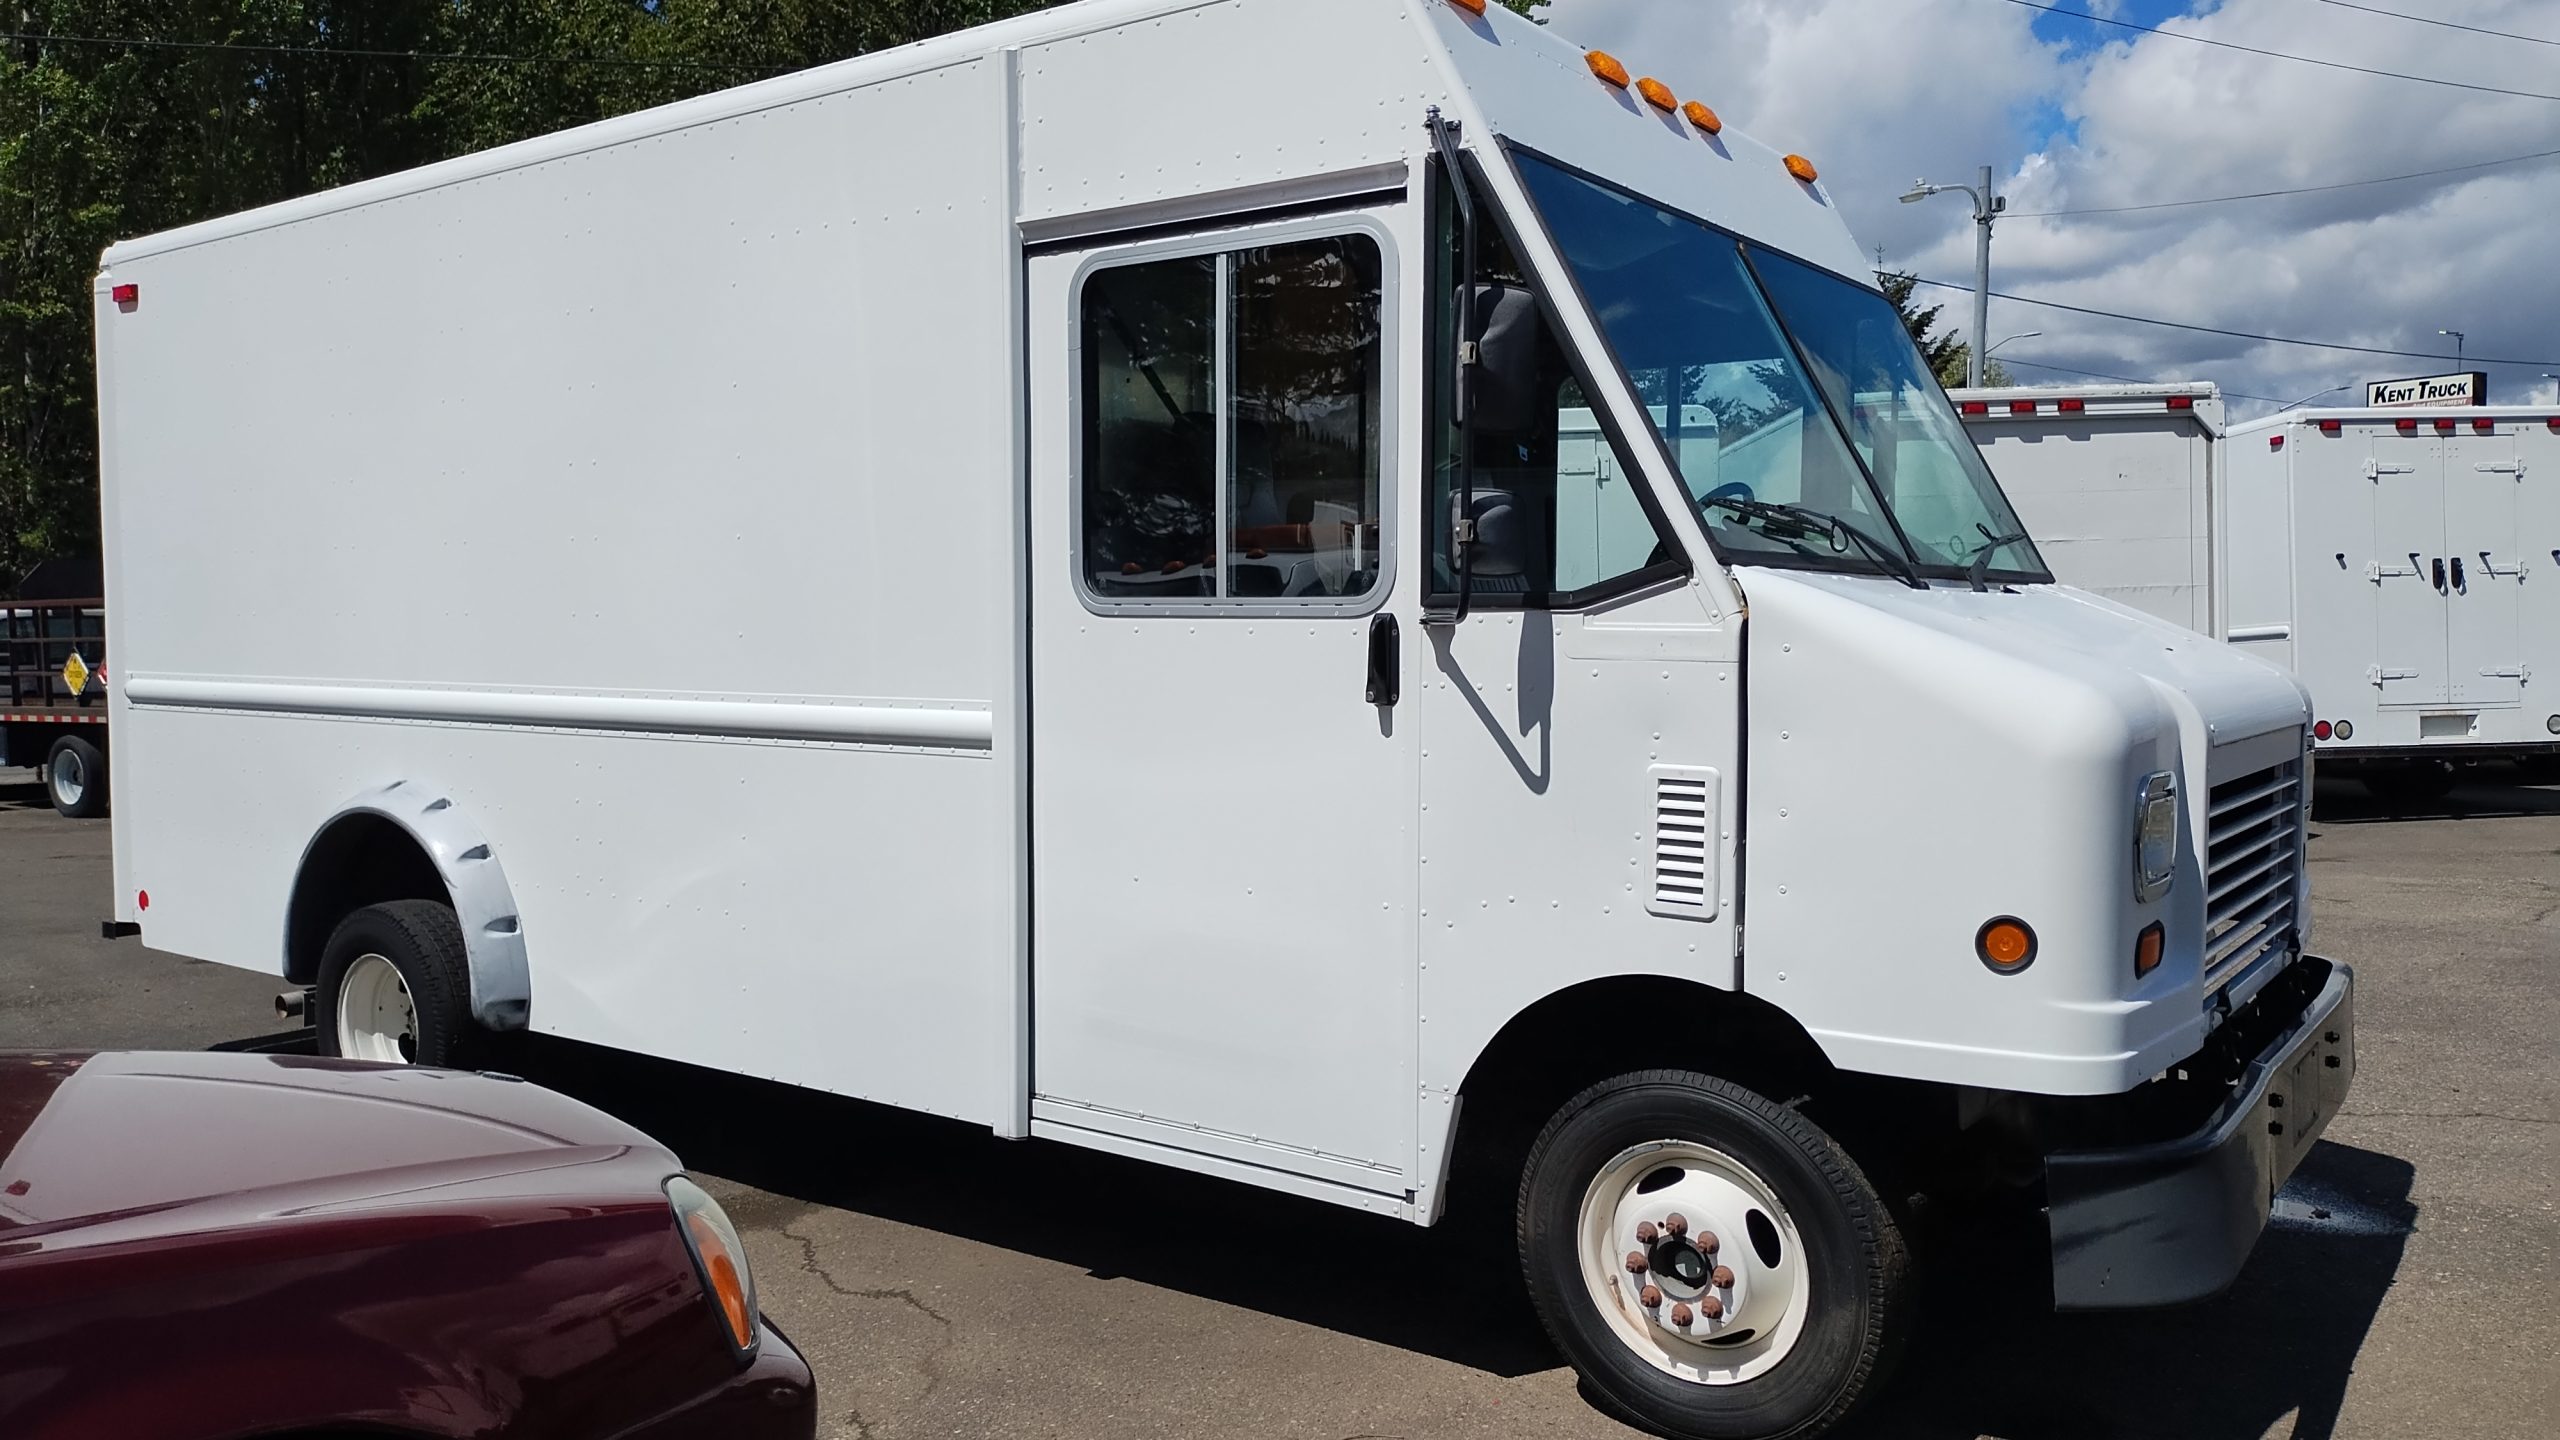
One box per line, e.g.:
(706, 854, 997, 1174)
(1084, 257, 1216, 596)
(1232, 238, 1383, 598)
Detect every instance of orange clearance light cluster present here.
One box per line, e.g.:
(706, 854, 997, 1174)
(1586, 50, 1632, 88)
(1637, 77, 1679, 112)
(1684, 101, 1723, 135)
(1446, 0, 1487, 15)
(1784, 154, 1820, 183)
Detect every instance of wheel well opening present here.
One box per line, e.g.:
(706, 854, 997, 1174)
(1443, 977, 1838, 1227)
(285, 815, 448, 985)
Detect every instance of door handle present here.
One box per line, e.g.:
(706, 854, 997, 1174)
(2432, 557, 2447, 592)
(2450, 556, 2466, 590)
(1366, 613, 1400, 707)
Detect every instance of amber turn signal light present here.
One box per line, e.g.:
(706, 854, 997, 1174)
(1587, 50, 1631, 88)
(667, 1176, 758, 1357)
(1976, 917, 2037, 973)
(2134, 921, 2165, 980)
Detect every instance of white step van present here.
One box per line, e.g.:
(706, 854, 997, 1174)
(1960, 384, 2560, 791)
(92, 3, 2352, 1435)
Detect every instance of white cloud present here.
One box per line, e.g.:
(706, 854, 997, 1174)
(1541, 0, 2560, 415)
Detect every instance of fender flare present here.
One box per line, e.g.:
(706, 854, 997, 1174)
(293, 780, 532, 1031)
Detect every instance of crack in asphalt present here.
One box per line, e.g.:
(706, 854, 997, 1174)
(780, 1223, 958, 1438)
(2342, 1107, 2552, 1126)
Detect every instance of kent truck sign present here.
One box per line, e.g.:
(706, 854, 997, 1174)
(2367, 371, 2486, 407)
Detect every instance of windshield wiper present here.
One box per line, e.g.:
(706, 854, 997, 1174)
(1702, 496, 1926, 590)
(1965, 523, 2032, 592)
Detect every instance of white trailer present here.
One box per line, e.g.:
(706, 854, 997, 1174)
(93, 3, 2353, 1435)
(1959, 385, 2560, 787)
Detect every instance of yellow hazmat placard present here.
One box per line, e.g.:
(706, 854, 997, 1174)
(62, 652, 89, 696)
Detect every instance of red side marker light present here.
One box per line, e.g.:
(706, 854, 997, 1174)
(2472, 419, 2495, 434)
(2166, 395, 2195, 411)
(2318, 419, 2342, 435)
(2270, 435, 2285, 450)
(2548, 418, 2560, 432)
(2433, 418, 2456, 433)
(111, 283, 139, 310)
(1959, 400, 1989, 416)
(2396, 418, 2418, 433)
(2009, 399, 2037, 415)
(137, 890, 150, 912)
(2058, 397, 2086, 413)
(2313, 720, 2333, 741)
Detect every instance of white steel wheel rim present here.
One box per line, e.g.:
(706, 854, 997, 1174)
(48, 749, 86, 808)
(337, 954, 419, 1064)
(1577, 1139, 1813, 1386)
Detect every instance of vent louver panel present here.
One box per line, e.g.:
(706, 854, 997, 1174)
(1647, 766, 1720, 920)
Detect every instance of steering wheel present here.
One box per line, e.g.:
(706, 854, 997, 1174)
(1703, 481, 1756, 504)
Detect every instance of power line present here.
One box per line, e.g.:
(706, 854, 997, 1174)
(2010, 144, 2560, 217)
(1910, 277, 2560, 367)
(2314, 0, 2559, 46)
(0, 30, 772, 74)
(1994, 0, 2560, 102)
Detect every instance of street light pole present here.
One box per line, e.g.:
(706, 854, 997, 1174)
(1901, 168, 2009, 387)
(2439, 329, 2465, 369)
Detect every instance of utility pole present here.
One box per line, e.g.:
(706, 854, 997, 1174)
(1902, 167, 2009, 387)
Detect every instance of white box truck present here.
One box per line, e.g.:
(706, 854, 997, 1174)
(1960, 384, 2560, 791)
(92, 3, 2352, 1434)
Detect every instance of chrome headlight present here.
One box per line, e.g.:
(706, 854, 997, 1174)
(2134, 771, 2179, 903)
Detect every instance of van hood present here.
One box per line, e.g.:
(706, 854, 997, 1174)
(0, 1051, 672, 1239)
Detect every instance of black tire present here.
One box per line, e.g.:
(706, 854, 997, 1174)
(44, 734, 107, 819)
(1518, 1071, 1908, 1440)
(315, 900, 482, 1068)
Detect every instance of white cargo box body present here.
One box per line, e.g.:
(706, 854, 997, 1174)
(2224, 408, 2560, 758)
(1952, 383, 2224, 633)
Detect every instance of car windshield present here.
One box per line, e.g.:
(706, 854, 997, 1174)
(1510, 151, 2049, 584)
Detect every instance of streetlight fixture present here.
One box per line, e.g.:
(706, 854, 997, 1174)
(2439, 329, 2466, 368)
(1902, 167, 2008, 387)
(1987, 331, 2042, 356)
(2283, 383, 2354, 410)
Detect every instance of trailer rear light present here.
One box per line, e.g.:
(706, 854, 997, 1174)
(2313, 720, 2332, 740)
(1976, 917, 2037, 974)
(2009, 400, 2037, 415)
(110, 283, 139, 309)
(1587, 50, 1631, 87)
(2318, 419, 2342, 435)
(2472, 419, 2495, 434)
(1685, 101, 1723, 135)
(2548, 419, 2560, 433)
(137, 890, 150, 911)
(2270, 435, 2285, 450)
(2549, 714, 2560, 735)
(1446, 0, 1486, 14)
(2396, 419, 2419, 433)
(1637, 77, 1678, 112)
(2134, 922, 2165, 980)
(2166, 395, 2194, 410)
(1784, 154, 1820, 183)
(1959, 400, 1988, 415)
(2058, 397, 2086, 413)
(2334, 720, 2353, 740)
(2433, 418, 2456, 433)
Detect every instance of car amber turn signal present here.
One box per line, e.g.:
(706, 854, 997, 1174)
(2134, 921, 2165, 980)
(1587, 50, 1631, 88)
(666, 1176, 758, 1358)
(1784, 154, 1819, 183)
(1976, 917, 2037, 974)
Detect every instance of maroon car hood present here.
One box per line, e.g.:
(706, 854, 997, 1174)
(0, 1052, 671, 1237)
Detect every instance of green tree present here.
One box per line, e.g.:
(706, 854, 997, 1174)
(1876, 270, 2005, 390)
(1495, 0, 1550, 18)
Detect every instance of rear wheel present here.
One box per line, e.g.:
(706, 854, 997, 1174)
(44, 735, 107, 819)
(316, 900, 481, 1068)
(1519, 1071, 1906, 1440)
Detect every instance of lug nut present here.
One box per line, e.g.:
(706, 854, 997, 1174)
(1670, 1302, 1693, 1327)
(1639, 1284, 1662, 1308)
(1712, 1265, 1735, 1288)
(1697, 1231, 1719, 1255)
(1625, 1250, 1649, 1274)
(1664, 1213, 1689, 1238)
(1700, 1295, 1725, 1321)
(1634, 1220, 1657, 1244)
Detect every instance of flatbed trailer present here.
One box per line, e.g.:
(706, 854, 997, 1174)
(2, 593, 111, 817)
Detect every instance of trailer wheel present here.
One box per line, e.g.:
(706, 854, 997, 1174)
(44, 735, 108, 819)
(1519, 1071, 1906, 1440)
(316, 900, 480, 1068)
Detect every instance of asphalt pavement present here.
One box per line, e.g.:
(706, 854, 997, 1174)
(2, 765, 2553, 1439)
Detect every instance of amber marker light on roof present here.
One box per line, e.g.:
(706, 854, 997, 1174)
(1684, 101, 1723, 135)
(1637, 77, 1678, 111)
(1587, 50, 1631, 88)
(1446, 0, 1486, 15)
(1784, 154, 1819, 183)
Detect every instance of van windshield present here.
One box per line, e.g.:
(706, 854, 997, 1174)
(1510, 151, 2049, 585)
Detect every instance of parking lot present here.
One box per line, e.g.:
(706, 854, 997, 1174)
(3, 767, 2552, 1440)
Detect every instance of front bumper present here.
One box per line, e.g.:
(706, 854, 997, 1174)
(2045, 954, 2356, 1309)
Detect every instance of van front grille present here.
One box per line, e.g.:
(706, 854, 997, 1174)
(2204, 758, 2305, 991)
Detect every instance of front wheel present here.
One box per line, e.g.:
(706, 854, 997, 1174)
(316, 900, 482, 1068)
(1519, 1071, 1907, 1440)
